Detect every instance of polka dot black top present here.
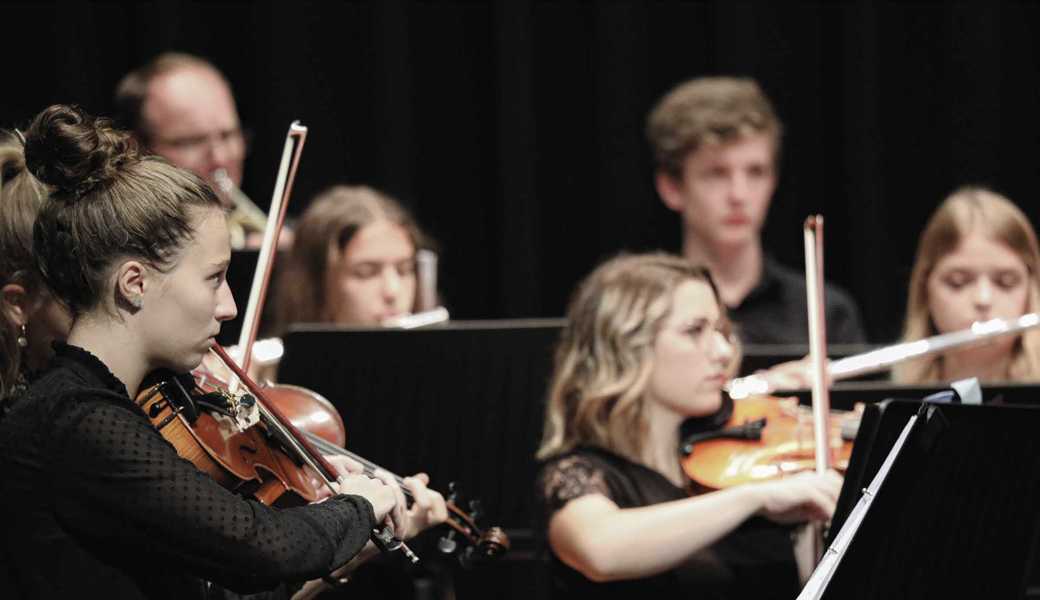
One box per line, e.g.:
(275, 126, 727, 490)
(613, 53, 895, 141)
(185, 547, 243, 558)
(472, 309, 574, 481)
(0, 343, 375, 599)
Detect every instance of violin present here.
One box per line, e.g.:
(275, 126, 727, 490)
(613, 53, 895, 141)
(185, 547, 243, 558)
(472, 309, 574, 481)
(135, 357, 331, 506)
(135, 350, 509, 565)
(680, 395, 858, 490)
(686, 309, 1040, 490)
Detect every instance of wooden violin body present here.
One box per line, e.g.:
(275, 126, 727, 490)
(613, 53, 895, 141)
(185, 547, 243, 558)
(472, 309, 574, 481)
(136, 368, 510, 564)
(135, 372, 327, 506)
(681, 395, 857, 491)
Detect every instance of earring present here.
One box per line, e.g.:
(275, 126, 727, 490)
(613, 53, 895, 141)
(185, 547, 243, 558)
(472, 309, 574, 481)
(17, 324, 28, 348)
(130, 296, 143, 309)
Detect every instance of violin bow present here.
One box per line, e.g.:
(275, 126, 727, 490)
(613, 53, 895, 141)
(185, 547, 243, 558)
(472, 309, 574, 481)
(803, 216, 832, 567)
(804, 216, 832, 476)
(233, 122, 308, 384)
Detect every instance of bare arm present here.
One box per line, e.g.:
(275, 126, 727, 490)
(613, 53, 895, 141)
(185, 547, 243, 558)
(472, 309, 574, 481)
(548, 471, 841, 582)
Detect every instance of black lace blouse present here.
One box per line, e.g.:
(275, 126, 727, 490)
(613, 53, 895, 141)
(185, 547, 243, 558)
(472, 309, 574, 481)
(0, 343, 375, 599)
(536, 447, 801, 599)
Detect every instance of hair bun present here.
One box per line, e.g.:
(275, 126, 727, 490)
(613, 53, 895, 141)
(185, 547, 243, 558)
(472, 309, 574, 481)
(23, 104, 137, 198)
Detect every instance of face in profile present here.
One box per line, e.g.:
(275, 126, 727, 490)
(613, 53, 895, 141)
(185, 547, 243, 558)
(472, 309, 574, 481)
(645, 279, 734, 419)
(139, 207, 237, 372)
(142, 66, 246, 194)
(324, 220, 417, 326)
(661, 132, 777, 251)
(927, 229, 1031, 336)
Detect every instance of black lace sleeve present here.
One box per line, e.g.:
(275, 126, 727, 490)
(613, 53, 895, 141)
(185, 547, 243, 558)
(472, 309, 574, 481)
(48, 397, 374, 593)
(538, 453, 612, 517)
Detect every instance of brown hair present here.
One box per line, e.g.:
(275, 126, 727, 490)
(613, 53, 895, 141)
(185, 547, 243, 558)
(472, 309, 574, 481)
(114, 52, 229, 143)
(646, 76, 782, 179)
(272, 185, 428, 333)
(894, 186, 1040, 383)
(24, 104, 223, 316)
(536, 253, 739, 462)
(0, 130, 50, 398)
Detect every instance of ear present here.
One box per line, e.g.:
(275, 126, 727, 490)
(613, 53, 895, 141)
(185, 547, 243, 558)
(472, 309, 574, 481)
(113, 260, 149, 310)
(655, 170, 687, 213)
(1, 283, 29, 326)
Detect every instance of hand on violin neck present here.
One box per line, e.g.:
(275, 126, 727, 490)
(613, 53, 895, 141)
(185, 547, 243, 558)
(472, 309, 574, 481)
(327, 454, 366, 478)
(330, 472, 402, 527)
(374, 468, 409, 540)
(397, 472, 449, 540)
(751, 470, 843, 525)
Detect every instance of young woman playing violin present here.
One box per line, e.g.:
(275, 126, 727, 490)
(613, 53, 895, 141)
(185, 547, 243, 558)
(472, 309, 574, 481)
(894, 186, 1040, 384)
(0, 105, 446, 599)
(536, 253, 841, 599)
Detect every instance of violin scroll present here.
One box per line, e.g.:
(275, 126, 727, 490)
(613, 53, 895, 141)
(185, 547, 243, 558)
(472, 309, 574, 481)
(437, 482, 511, 567)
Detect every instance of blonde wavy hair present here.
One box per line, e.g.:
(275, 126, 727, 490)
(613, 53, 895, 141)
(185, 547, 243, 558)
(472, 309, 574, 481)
(893, 186, 1040, 383)
(537, 253, 739, 462)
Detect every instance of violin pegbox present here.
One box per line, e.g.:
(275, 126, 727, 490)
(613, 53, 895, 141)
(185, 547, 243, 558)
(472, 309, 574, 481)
(435, 482, 511, 568)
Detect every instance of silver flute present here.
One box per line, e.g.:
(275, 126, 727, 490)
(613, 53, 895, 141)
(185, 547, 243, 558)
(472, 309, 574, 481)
(727, 313, 1040, 399)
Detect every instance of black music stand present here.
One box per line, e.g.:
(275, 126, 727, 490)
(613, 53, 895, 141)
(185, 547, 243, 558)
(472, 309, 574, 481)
(814, 399, 1040, 599)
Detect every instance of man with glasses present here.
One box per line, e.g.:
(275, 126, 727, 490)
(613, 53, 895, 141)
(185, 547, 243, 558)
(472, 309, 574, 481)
(115, 52, 268, 248)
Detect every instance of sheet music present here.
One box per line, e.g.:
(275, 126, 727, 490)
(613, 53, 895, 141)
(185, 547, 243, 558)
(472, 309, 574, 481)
(797, 413, 920, 599)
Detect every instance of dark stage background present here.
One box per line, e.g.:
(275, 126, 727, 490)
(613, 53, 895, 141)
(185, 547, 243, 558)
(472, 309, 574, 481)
(3, 1, 1040, 343)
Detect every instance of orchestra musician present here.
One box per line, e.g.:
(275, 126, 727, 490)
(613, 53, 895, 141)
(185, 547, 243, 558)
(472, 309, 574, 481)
(893, 186, 1040, 383)
(271, 184, 434, 333)
(0, 105, 447, 599)
(647, 77, 866, 345)
(0, 129, 71, 402)
(115, 52, 271, 248)
(535, 252, 841, 599)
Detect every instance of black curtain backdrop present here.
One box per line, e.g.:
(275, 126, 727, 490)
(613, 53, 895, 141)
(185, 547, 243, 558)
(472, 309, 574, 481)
(4, 1, 1040, 343)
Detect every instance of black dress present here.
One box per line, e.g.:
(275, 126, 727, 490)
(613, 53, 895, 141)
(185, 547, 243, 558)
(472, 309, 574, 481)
(0, 343, 376, 599)
(536, 447, 801, 599)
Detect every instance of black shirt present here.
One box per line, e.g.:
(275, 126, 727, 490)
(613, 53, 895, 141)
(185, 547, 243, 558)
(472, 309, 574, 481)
(730, 257, 867, 345)
(0, 343, 375, 599)
(536, 447, 800, 600)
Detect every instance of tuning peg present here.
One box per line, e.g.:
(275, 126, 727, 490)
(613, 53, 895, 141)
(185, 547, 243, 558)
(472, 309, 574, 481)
(437, 529, 458, 554)
(468, 499, 483, 521)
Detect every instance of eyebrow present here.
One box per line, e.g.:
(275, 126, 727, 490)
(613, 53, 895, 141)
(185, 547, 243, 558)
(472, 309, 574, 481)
(675, 316, 712, 327)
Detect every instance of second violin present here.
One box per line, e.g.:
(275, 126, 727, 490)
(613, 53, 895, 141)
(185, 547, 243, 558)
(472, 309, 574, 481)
(680, 395, 858, 490)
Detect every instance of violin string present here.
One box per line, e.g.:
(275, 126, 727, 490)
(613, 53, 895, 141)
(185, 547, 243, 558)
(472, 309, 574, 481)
(206, 346, 339, 493)
(301, 430, 412, 496)
(252, 398, 339, 493)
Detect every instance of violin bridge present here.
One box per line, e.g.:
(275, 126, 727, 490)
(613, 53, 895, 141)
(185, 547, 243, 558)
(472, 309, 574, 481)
(223, 390, 261, 431)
